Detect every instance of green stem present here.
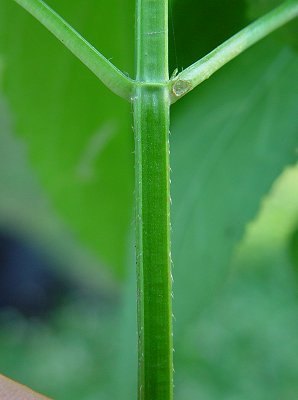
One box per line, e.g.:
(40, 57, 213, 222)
(171, 0, 298, 102)
(134, 0, 173, 399)
(13, 0, 134, 100)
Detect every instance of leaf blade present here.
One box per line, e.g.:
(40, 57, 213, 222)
(171, 40, 298, 338)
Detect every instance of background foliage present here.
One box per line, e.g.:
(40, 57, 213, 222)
(0, 0, 297, 399)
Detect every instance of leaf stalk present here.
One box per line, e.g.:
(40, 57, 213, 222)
(13, 0, 135, 100)
(170, 0, 298, 102)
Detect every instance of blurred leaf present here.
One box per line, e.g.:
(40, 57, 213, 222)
(0, 95, 114, 288)
(245, 0, 298, 49)
(174, 166, 298, 399)
(170, 0, 247, 71)
(0, 19, 125, 395)
(0, 0, 134, 277)
(170, 39, 298, 339)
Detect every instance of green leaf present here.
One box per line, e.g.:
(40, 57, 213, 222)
(173, 166, 298, 398)
(170, 39, 298, 339)
(0, 0, 134, 277)
(0, 91, 114, 287)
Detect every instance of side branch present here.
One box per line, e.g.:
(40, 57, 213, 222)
(13, 0, 135, 100)
(170, 0, 298, 102)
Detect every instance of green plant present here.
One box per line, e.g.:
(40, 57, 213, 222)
(0, 0, 298, 399)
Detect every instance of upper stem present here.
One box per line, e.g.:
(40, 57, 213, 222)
(171, 0, 298, 102)
(13, 0, 135, 100)
(136, 0, 168, 82)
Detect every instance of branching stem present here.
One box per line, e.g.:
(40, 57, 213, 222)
(170, 0, 298, 102)
(13, 0, 298, 103)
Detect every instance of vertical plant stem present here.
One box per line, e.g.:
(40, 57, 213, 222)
(134, 0, 173, 399)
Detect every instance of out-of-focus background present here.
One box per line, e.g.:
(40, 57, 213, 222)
(0, 0, 297, 398)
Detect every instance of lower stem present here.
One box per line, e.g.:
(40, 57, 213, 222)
(134, 85, 173, 400)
